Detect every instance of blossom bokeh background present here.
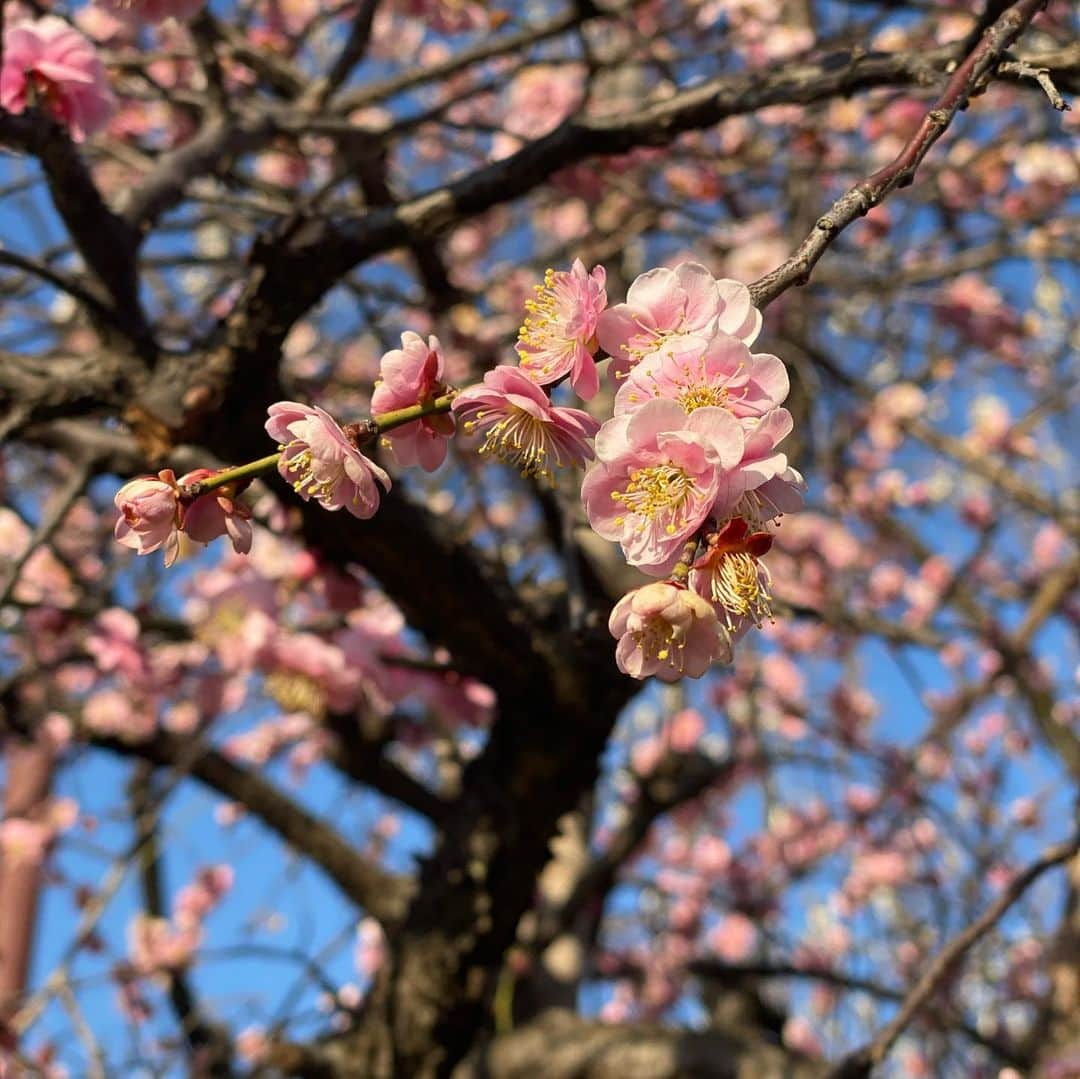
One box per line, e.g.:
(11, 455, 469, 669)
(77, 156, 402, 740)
(0, 1, 1077, 1077)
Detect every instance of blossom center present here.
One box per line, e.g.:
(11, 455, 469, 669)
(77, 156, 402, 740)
(612, 464, 694, 534)
(265, 671, 326, 718)
(678, 384, 729, 412)
(279, 443, 354, 505)
(633, 617, 683, 668)
(709, 550, 773, 630)
(467, 408, 553, 479)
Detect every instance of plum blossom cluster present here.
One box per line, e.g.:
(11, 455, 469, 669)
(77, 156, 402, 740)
(582, 262, 803, 681)
(112, 260, 799, 681)
(114, 468, 252, 566)
(451, 259, 605, 480)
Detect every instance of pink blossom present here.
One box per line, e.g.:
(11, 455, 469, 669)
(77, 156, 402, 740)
(266, 401, 391, 519)
(0, 817, 54, 866)
(83, 689, 155, 741)
(708, 912, 758, 962)
(608, 582, 722, 682)
(371, 332, 455, 471)
(692, 835, 731, 876)
(176, 469, 254, 558)
(127, 914, 201, 973)
(667, 708, 705, 753)
(712, 409, 796, 522)
(782, 1016, 823, 1057)
(597, 262, 762, 380)
(516, 260, 607, 399)
(86, 608, 147, 682)
(97, 0, 207, 23)
(582, 399, 744, 576)
(614, 333, 789, 420)
(114, 471, 181, 565)
(236, 1027, 269, 1066)
(1, 17, 116, 141)
(354, 917, 386, 979)
(451, 366, 599, 481)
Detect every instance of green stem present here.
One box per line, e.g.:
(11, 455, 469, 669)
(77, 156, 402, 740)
(178, 394, 456, 499)
(369, 392, 455, 432)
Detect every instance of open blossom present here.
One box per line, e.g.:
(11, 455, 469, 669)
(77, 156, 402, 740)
(451, 366, 599, 481)
(609, 582, 722, 681)
(712, 408, 796, 522)
(114, 471, 182, 565)
(266, 402, 390, 519)
(581, 399, 744, 577)
(597, 262, 762, 381)
(690, 517, 774, 646)
(0, 17, 116, 142)
(516, 260, 607, 399)
(371, 332, 455, 471)
(177, 469, 254, 558)
(614, 332, 789, 420)
(97, 0, 207, 22)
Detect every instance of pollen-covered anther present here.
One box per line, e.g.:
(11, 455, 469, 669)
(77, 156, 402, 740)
(692, 517, 774, 630)
(611, 464, 695, 534)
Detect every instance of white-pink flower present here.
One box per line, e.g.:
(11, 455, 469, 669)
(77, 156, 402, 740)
(614, 332, 789, 420)
(451, 365, 599, 481)
(371, 332, 454, 471)
(609, 582, 722, 681)
(266, 402, 391, 519)
(0, 17, 116, 142)
(97, 0, 207, 23)
(581, 399, 744, 577)
(516, 260, 607, 399)
(711, 408, 796, 522)
(114, 471, 182, 565)
(597, 262, 762, 381)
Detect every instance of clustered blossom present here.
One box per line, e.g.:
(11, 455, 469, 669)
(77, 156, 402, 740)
(371, 332, 455, 471)
(112, 258, 799, 683)
(266, 401, 390, 519)
(597, 262, 762, 381)
(451, 366, 599, 481)
(0, 16, 115, 141)
(585, 261, 803, 681)
(114, 469, 252, 567)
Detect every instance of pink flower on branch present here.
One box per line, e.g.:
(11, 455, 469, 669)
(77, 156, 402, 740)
(266, 401, 391, 519)
(371, 332, 455, 471)
(614, 332, 790, 421)
(114, 471, 182, 565)
(581, 399, 744, 577)
(516, 260, 607, 400)
(609, 582, 722, 682)
(689, 517, 775, 646)
(0, 17, 116, 142)
(176, 469, 254, 557)
(451, 366, 599, 482)
(597, 262, 762, 381)
(711, 408, 796, 523)
(114, 469, 253, 565)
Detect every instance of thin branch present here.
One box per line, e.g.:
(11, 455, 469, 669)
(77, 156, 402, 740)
(998, 56, 1072, 109)
(748, 0, 1050, 309)
(0, 460, 91, 609)
(829, 829, 1080, 1078)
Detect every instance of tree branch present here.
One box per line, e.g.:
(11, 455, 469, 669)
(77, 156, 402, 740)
(829, 829, 1080, 1078)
